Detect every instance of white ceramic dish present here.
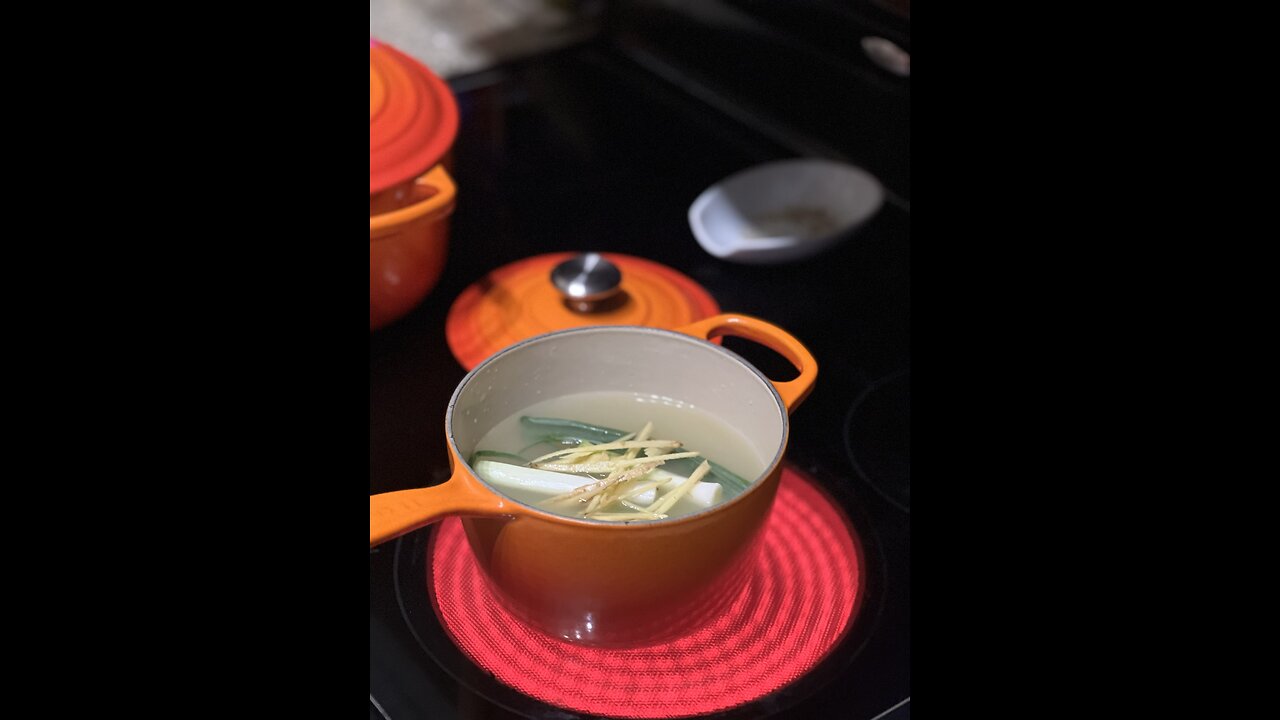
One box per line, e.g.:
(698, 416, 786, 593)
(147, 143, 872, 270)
(688, 159, 885, 264)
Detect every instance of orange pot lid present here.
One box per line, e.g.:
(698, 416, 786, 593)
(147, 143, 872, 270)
(370, 39, 459, 195)
(446, 252, 720, 370)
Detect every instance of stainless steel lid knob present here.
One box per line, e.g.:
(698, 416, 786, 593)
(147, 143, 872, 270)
(551, 252, 623, 312)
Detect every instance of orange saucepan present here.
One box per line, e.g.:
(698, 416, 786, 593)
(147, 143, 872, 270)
(369, 165, 456, 330)
(370, 40, 459, 331)
(369, 313, 818, 647)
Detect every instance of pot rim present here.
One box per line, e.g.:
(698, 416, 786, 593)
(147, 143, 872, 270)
(445, 324, 790, 529)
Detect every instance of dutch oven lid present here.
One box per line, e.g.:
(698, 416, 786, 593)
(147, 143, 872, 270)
(446, 252, 720, 370)
(370, 39, 459, 195)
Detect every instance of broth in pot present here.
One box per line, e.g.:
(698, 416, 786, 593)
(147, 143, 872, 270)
(470, 391, 767, 521)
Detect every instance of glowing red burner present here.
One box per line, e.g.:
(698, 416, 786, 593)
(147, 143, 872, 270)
(429, 464, 866, 718)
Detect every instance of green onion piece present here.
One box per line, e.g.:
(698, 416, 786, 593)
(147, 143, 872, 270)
(520, 417, 625, 444)
(470, 450, 531, 466)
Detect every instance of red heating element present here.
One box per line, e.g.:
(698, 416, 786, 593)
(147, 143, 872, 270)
(429, 465, 866, 718)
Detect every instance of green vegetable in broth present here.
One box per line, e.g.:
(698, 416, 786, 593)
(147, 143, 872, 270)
(519, 416, 624, 443)
(472, 460, 592, 495)
(469, 449, 532, 465)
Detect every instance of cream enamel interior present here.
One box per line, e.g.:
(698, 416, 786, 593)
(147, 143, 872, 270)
(447, 326, 787, 493)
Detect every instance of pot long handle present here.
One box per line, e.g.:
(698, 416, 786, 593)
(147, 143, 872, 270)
(676, 314, 818, 412)
(370, 459, 517, 547)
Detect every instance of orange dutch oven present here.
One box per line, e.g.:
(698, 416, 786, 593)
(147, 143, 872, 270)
(369, 314, 817, 647)
(370, 39, 459, 331)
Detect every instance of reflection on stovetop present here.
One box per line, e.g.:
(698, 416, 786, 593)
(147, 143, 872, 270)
(869, 698, 911, 720)
(370, 38, 908, 720)
(845, 369, 910, 514)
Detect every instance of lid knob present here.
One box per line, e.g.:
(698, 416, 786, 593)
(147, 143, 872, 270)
(551, 253, 624, 312)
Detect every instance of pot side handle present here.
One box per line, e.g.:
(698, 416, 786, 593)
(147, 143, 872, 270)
(369, 164, 457, 229)
(675, 313, 818, 413)
(370, 459, 517, 547)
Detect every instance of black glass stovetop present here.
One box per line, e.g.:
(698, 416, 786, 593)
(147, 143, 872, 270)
(370, 40, 909, 720)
